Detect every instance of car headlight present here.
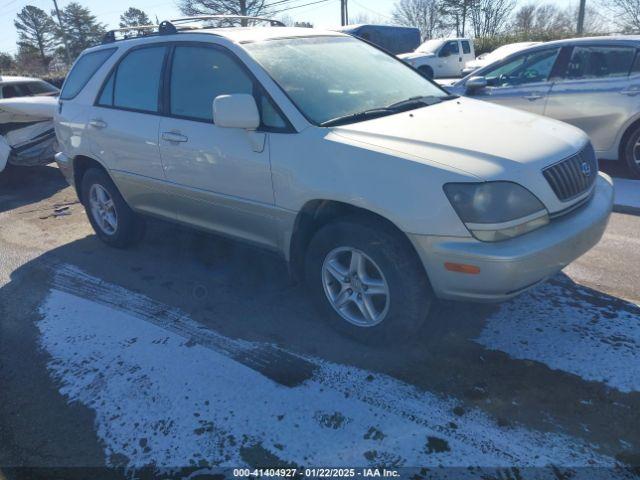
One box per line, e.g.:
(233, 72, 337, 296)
(443, 181, 549, 242)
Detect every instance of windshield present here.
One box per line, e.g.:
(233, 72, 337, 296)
(416, 39, 444, 53)
(244, 36, 447, 126)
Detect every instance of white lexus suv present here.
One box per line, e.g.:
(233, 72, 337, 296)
(55, 17, 613, 343)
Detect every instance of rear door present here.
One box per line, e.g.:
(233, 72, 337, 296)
(460, 40, 474, 73)
(90, 44, 173, 219)
(467, 47, 561, 115)
(544, 44, 640, 154)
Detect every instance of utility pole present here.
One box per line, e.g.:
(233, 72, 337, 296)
(52, 0, 72, 66)
(340, 0, 349, 26)
(577, 0, 586, 35)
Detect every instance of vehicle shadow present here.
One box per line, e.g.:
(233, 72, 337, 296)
(0, 165, 68, 213)
(1, 218, 639, 466)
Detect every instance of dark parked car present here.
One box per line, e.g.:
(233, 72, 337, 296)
(330, 24, 421, 55)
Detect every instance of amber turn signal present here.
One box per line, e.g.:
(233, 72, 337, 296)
(444, 262, 481, 274)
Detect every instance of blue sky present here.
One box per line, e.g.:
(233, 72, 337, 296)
(0, 0, 578, 56)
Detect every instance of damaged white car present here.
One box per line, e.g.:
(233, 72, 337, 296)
(0, 75, 59, 173)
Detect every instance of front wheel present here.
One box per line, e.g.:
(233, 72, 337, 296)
(418, 65, 434, 79)
(81, 168, 145, 248)
(305, 218, 433, 344)
(622, 124, 640, 178)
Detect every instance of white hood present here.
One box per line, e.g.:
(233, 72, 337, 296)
(332, 97, 587, 181)
(398, 52, 435, 61)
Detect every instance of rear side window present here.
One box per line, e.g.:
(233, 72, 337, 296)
(461, 41, 471, 54)
(632, 50, 640, 74)
(98, 46, 166, 113)
(564, 46, 636, 79)
(60, 48, 116, 100)
(169, 45, 253, 121)
(2, 84, 28, 98)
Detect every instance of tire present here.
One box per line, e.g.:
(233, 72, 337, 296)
(418, 65, 434, 79)
(304, 217, 433, 344)
(622, 124, 640, 178)
(81, 168, 145, 248)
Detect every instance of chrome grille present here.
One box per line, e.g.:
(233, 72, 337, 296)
(543, 144, 598, 202)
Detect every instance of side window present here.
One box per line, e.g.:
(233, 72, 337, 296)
(60, 48, 116, 100)
(169, 45, 287, 129)
(484, 48, 560, 87)
(2, 84, 26, 98)
(98, 46, 166, 112)
(170, 45, 253, 121)
(564, 46, 636, 80)
(440, 41, 459, 57)
(461, 41, 471, 55)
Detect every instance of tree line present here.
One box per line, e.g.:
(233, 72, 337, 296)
(0, 5, 151, 75)
(2, 0, 640, 76)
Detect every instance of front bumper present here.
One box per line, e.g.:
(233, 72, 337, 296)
(409, 173, 614, 302)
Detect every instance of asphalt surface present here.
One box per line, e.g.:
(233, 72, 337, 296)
(0, 164, 639, 478)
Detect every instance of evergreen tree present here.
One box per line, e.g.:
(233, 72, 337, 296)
(119, 7, 152, 28)
(14, 5, 57, 70)
(55, 3, 106, 60)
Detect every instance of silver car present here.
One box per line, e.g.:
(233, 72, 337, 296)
(448, 36, 640, 177)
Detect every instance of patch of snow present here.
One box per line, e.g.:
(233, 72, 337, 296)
(613, 177, 640, 210)
(477, 278, 640, 393)
(36, 265, 621, 470)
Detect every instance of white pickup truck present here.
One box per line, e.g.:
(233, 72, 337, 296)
(398, 38, 475, 79)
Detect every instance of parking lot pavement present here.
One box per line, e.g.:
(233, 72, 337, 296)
(1, 165, 640, 476)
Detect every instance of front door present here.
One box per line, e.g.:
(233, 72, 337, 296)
(158, 43, 283, 249)
(467, 47, 561, 115)
(437, 40, 462, 77)
(545, 44, 640, 154)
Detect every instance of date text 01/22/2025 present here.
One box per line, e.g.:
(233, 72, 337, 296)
(232, 468, 400, 477)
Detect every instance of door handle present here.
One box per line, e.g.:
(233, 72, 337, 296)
(161, 131, 188, 143)
(89, 119, 107, 129)
(620, 89, 640, 96)
(523, 94, 544, 101)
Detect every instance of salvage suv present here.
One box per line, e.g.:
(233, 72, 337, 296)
(55, 17, 613, 343)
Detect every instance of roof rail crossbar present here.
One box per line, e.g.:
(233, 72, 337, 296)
(102, 21, 177, 44)
(169, 15, 285, 27)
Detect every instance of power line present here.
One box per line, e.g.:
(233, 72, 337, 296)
(270, 0, 333, 15)
(351, 0, 393, 21)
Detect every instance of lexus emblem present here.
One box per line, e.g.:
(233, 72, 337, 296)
(580, 161, 591, 177)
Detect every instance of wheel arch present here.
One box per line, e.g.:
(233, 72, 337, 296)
(288, 199, 428, 283)
(618, 114, 640, 161)
(72, 155, 111, 203)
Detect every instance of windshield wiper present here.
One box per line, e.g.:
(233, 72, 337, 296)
(319, 95, 459, 127)
(386, 94, 458, 111)
(320, 108, 396, 127)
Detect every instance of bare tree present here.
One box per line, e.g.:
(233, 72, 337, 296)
(392, 0, 444, 39)
(439, 0, 473, 36)
(178, 0, 270, 24)
(513, 2, 606, 37)
(469, 0, 515, 38)
(606, 0, 640, 32)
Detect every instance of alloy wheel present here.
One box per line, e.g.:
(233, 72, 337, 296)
(89, 184, 118, 235)
(321, 247, 390, 327)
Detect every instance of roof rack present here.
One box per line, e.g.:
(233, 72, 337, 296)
(169, 15, 285, 28)
(102, 15, 284, 44)
(102, 21, 177, 43)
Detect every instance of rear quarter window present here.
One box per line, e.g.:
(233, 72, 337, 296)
(60, 48, 116, 100)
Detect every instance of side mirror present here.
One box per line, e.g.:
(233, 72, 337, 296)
(439, 49, 451, 58)
(213, 94, 260, 130)
(465, 76, 487, 92)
